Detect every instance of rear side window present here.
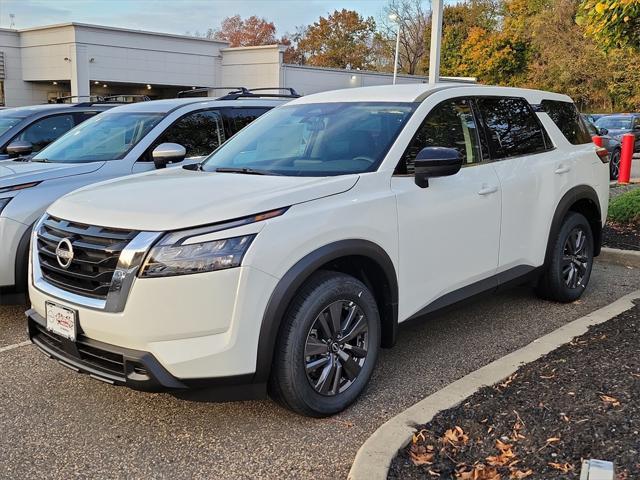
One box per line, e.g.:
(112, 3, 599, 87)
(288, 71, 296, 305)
(476, 97, 549, 159)
(541, 100, 592, 145)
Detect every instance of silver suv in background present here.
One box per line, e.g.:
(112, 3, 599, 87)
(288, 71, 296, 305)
(0, 91, 295, 303)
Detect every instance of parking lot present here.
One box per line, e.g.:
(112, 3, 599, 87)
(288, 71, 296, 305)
(1, 260, 638, 479)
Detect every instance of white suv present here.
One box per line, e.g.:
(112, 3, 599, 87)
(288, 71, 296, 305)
(27, 84, 609, 417)
(0, 94, 289, 303)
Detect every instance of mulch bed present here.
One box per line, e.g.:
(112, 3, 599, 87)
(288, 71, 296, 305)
(602, 223, 640, 251)
(389, 304, 640, 480)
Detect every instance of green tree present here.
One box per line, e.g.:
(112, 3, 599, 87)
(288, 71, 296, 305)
(577, 0, 640, 51)
(296, 9, 377, 69)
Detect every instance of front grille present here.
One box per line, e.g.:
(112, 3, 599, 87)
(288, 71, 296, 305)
(32, 321, 126, 378)
(36, 215, 138, 299)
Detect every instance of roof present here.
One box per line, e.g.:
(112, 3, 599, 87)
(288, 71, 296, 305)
(0, 103, 113, 118)
(17, 22, 229, 45)
(287, 83, 573, 105)
(100, 97, 291, 114)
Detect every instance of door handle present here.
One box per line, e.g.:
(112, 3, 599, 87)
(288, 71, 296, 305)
(555, 165, 570, 174)
(478, 185, 498, 196)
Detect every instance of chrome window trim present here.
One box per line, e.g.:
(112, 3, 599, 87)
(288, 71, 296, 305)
(31, 214, 162, 312)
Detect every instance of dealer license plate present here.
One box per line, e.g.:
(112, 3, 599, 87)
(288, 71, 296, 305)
(45, 301, 77, 341)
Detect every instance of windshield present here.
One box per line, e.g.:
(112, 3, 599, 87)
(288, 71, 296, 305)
(0, 117, 23, 136)
(33, 112, 163, 163)
(201, 102, 416, 176)
(595, 116, 633, 130)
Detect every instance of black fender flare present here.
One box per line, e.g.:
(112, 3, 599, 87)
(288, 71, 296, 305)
(252, 239, 398, 384)
(14, 221, 35, 292)
(544, 185, 603, 266)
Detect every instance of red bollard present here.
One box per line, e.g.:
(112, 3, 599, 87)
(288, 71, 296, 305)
(619, 133, 634, 184)
(592, 135, 603, 147)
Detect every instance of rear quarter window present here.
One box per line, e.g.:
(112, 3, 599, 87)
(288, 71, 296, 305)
(476, 96, 551, 159)
(541, 100, 593, 145)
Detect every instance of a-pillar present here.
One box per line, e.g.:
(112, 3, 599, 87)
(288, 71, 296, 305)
(70, 44, 90, 102)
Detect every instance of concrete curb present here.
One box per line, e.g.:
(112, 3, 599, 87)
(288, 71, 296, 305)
(599, 247, 640, 268)
(348, 289, 640, 480)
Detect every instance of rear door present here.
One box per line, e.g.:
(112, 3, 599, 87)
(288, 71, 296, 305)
(478, 96, 571, 272)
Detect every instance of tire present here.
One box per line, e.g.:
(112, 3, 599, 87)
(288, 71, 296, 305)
(536, 212, 594, 303)
(610, 148, 621, 180)
(268, 270, 380, 417)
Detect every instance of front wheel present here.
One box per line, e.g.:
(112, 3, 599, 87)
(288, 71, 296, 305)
(268, 271, 380, 417)
(536, 212, 594, 302)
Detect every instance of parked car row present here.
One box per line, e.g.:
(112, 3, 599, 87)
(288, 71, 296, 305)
(2, 83, 609, 416)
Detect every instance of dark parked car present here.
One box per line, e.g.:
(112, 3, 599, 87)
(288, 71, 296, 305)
(582, 114, 622, 180)
(0, 100, 124, 160)
(595, 113, 640, 154)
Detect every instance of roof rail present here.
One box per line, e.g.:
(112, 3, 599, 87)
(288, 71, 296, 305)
(102, 94, 151, 103)
(48, 94, 150, 106)
(216, 87, 301, 101)
(49, 95, 104, 104)
(176, 87, 250, 98)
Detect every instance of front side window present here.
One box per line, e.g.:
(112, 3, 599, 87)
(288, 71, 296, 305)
(477, 97, 549, 159)
(15, 114, 75, 152)
(0, 116, 23, 138)
(396, 98, 482, 175)
(201, 102, 416, 176)
(223, 107, 271, 136)
(541, 100, 592, 145)
(155, 110, 224, 158)
(33, 112, 162, 163)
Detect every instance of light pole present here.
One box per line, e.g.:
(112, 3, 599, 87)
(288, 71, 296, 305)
(428, 0, 444, 84)
(389, 13, 401, 85)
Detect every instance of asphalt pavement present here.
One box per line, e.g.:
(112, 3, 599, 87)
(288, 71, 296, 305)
(1, 260, 638, 479)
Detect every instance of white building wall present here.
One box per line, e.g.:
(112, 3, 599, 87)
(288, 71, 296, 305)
(220, 45, 282, 89)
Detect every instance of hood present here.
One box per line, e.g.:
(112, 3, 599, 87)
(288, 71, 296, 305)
(0, 160, 105, 188)
(48, 167, 359, 231)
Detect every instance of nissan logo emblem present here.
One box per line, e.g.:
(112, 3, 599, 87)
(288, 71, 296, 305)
(55, 238, 74, 269)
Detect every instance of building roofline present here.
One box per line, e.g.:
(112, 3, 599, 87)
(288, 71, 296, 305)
(17, 22, 229, 46)
(221, 44, 285, 52)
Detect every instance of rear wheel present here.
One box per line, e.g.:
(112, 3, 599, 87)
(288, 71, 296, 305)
(610, 149, 621, 180)
(268, 271, 380, 417)
(536, 212, 594, 302)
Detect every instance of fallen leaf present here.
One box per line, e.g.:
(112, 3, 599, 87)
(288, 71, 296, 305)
(510, 468, 533, 479)
(442, 426, 469, 448)
(545, 437, 561, 443)
(499, 374, 517, 389)
(409, 443, 434, 466)
(600, 394, 621, 407)
(549, 462, 574, 473)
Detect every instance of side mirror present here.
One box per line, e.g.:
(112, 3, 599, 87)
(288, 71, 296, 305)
(152, 143, 186, 169)
(6, 140, 33, 157)
(414, 147, 463, 188)
(598, 127, 608, 136)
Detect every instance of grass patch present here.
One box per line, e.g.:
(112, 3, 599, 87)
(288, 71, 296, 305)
(608, 188, 640, 225)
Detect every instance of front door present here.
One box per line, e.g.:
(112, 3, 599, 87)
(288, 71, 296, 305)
(392, 97, 501, 321)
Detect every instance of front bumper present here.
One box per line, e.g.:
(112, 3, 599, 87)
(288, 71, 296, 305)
(27, 309, 266, 400)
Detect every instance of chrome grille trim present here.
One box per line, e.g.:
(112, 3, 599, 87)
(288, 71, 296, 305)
(31, 214, 162, 312)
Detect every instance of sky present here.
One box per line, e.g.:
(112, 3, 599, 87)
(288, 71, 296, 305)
(0, 0, 402, 37)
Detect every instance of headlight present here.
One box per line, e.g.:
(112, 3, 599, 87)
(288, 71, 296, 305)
(139, 234, 256, 278)
(0, 197, 11, 215)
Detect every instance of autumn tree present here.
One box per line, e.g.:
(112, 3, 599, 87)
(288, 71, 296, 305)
(296, 9, 377, 69)
(577, 0, 640, 51)
(378, 0, 429, 75)
(213, 15, 280, 47)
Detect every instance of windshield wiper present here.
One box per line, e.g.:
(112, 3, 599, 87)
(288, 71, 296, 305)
(30, 158, 49, 163)
(215, 167, 281, 176)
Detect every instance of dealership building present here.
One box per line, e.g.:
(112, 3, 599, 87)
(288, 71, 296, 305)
(0, 22, 472, 107)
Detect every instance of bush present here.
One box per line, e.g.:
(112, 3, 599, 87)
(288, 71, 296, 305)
(608, 188, 640, 225)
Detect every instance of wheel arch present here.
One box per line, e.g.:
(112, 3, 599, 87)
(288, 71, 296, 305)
(253, 239, 398, 384)
(545, 185, 603, 266)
